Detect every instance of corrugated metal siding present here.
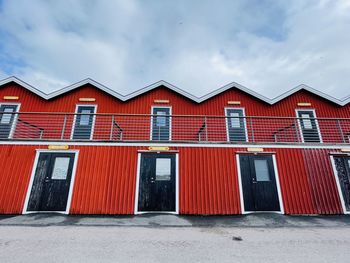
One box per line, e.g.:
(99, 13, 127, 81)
(179, 147, 240, 214)
(0, 145, 36, 213)
(303, 149, 343, 214)
(274, 148, 315, 214)
(69, 146, 141, 214)
(0, 144, 345, 215)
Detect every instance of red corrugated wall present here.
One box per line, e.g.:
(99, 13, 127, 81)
(0, 144, 344, 215)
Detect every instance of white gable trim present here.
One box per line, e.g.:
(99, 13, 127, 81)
(1, 76, 349, 106)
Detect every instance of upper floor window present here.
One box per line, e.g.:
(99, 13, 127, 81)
(296, 109, 322, 143)
(151, 106, 171, 141)
(71, 105, 97, 140)
(0, 103, 20, 139)
(225, 108, 247, 142)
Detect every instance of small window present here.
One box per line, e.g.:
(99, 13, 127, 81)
(51, 157, 70, 180)
(230, 112, 241, 128)
(156, 111, 166, 127)
(156, 158, 171, 181)
(301, 114, 312, 129)
(80, 109, 92, 126)
(0, 108, 14, 124)
(254, 159, 270, 181)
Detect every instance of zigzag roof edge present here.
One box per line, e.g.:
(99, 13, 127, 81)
(0, 76, 348, 106)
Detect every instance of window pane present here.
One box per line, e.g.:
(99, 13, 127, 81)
(156, 158, 171, 181)
(301, 114, 312, 129)
(230, 112, 240, 128)
(254, 159, 270, 181)
(51, 157, 70, 180)
(80, 109, 91, 125)
(156, 111, 166, 127)
(1, 108, 14, 124)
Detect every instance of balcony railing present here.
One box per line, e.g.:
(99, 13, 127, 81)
(0, 112, 350, 144)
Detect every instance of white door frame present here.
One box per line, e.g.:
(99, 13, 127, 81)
(236, 153, 284, 214)
(70, 104, 97, 140)
(134, 152, 179, 214)
(150, 106, 172, 141)
(224, 107, 248, 142)
(22, 149, 79, 214)
(0, 102, 21, 139)
(330, 155, 350, 214)
(295, 109, 323, 143)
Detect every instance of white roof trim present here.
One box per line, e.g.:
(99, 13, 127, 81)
(0, 76, 349, 106)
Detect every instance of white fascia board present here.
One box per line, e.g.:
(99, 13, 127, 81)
(0, 76, 49, 99)
(122, 80, 199, 102)
(46, 78, 125, 100)
(270, 84, 343, 105)
(197, 81, 272, 104)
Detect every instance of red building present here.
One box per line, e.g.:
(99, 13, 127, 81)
(0, 76, 349, 215)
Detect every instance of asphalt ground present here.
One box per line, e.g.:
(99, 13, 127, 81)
(1, 213, 350, 227)
(1, 214, 350, 263)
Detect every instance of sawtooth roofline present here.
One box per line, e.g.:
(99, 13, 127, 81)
(0, 76, 348, 106)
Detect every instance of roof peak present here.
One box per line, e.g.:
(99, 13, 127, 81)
(0, 76, 348, 106)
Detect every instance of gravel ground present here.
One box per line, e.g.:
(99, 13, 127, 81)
(1, 225, 350, 263)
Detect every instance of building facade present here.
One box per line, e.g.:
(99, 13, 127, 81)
(0, 76, 349, 215)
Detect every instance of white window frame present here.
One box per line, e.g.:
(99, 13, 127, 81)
(295, 109, 323, 143)
(330, 155, 350, 214)
(22, 149, 79, 214)
(70, 104, 97, 140)
(236, 153, 284, 214)
(134, 152, 179, 214)
(150, 106, 172, 141)
(0, 103, 21, 139)
(224, 107, 248, 142)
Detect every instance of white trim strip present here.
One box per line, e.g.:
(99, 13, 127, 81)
(1, 140, 350, 149)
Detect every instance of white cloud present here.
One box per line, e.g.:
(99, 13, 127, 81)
(0, 0, 349, 98)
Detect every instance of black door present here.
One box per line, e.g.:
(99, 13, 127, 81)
(72, 106, 95, 140)
(297, 110, 321, 142)
(138, 153, 176, 212)
(333, 156, 350, 212)
(226, 108, 247, 142)
(0, 104, 19, 139)
(239, 154, 281, 212)
(27, 152, 75, 212)
(151, 107, 171, 141)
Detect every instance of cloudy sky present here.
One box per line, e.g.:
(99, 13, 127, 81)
(0, 0, 349, 98)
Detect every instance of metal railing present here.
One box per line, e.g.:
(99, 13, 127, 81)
(0, 112, 350, 144)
